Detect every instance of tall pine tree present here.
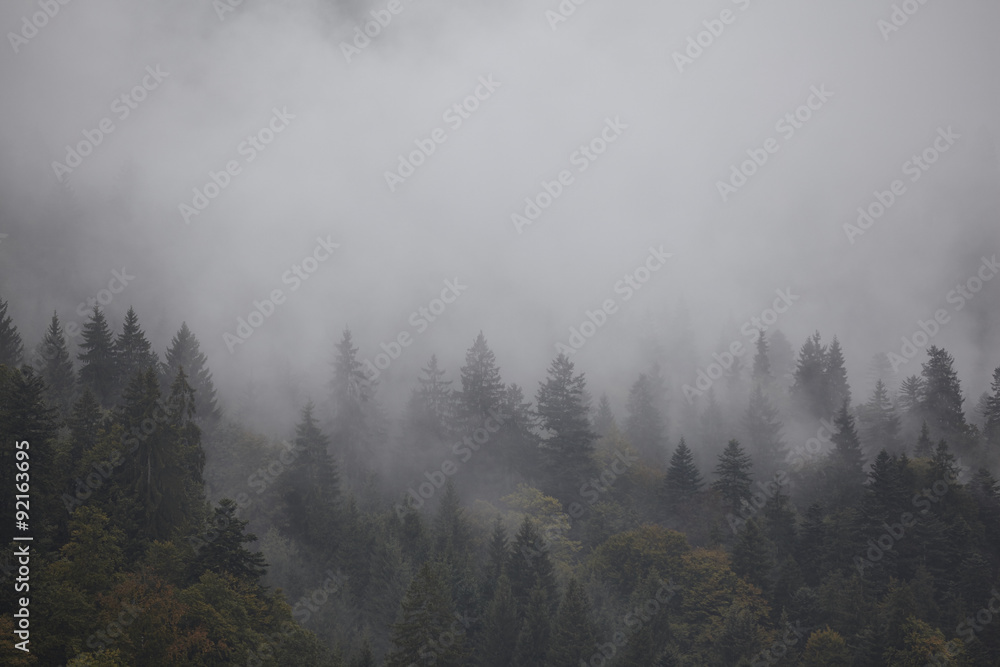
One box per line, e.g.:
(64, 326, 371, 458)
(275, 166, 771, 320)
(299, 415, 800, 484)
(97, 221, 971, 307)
(162, 322, 220, 422)
(626, 373, 667, 465)
(0, 296, 24, 368)
(77, 307, 116, 407)
(38, 312, 77, 417)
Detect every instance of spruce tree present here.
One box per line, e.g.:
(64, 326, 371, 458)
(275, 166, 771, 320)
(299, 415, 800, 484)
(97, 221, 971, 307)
(713, 439, 754, 513)
(827, 400, 866, 507)
(38, 311, 77, 416)
(914, 421, 933, 457)
(545, 578, 598, 667)
(193, 498, 267, 582)
(593, 393, 617, 438)
(481, 517, 510, 602)
(478, 575, 520, 667)
(0, 296, 24, 368)
(114, 307, 158, 398)
(743, 383, 785, 478)
(457, 332, 505, 426)
(920, 346, 968, 438)
(283, 401, 340, 551)
(824, 336, 851, 416)
(512, 583, 552, 667)
(663, 438, 703, 508)
(731, 519, 775, 595)
(162, 322, 220, 422)
(408, 354, 456, 442)
(77, 307, 117, 406)
(433, 481, 472, 564)
(751, 330, 772, 386)
(793, 331, 827, 418)
(626, 373, 666, 464)
(508, 517, 558, 612)
(330, 327, 379, 477)
(898, 375, 925, 415)
(767, 329, 795, 387)
(67, 388, 102, 469)
(860, 379, 902, 455)
(386, 561, 466, 667)
(536, 353, 598, 503)
(496, 383, 539, 486)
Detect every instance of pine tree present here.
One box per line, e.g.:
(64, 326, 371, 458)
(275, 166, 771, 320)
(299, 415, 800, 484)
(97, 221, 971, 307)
(114, 307, 158, 398)
(496, 383, 539, 486)
(386, 561, 466, 667)
(77, 307, 117, 406)
(793, 331, 827, 418)
(0, 296, 24, 368)
(330, 328, 379, 478)
(457, 332, 505, 426)
(982, 366, 1000, 457)
(67, 388, 102, 469)
(626, 373, 666, 464)
(433, 481, 472, 564)
(193, 498, 267, 582)
(663, 438, 704, 508)
(545, 578, 598, 667)
(860, 379, 902, 455)
(508, 517, 558, 612)
(824, 336, 851, 416)
(513, 583, 552, 667)
(408, 354, 456, 442)
(767, 329, 796, 388)
(827, 400, 866, 507)
(743, 383, 785, 479)
(914, 421, 933, 457)
(713, 439, 753, 513)
(38, 312, 76, 416)
(731, 519, 775, 595)
(920, 346, 968, 438)
(162, 322, 220, 422)
(478, 574, 520, 667)
(751, 330, 772, 386)
(593, 393, 617, 438)
(898, 375, 925, 415)
(283, 401, 340, 551)
(536, 354, 598, 503)
(481, 517, 510, 602)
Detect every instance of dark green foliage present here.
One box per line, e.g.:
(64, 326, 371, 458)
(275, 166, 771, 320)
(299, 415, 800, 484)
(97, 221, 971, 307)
(713, 439, 753, 513)
(545, 578, 597, 667)
(193, 498, 268, 583)
(114, 306, 159, 399)
(626, 373, 666, 464)
(77, 307, 117, 406)
(860, 379, 902, 455)
(457, 331, 505, 425)
(663, 438, 703, 509)
(826, 400, 866, 507)
(163, 322, 220, 422)
(38, 311, 77, 417)
(508, 517, 558, 612)
(743, 383, 785, 478)
(594, 393, 617, 438)
(477, 575, 520, 667)
(0, 296, 24, 367)
(385, 561, 467, 667)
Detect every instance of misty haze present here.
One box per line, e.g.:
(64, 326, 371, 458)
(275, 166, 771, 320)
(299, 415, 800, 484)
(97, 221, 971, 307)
(2, 0, 1000, 665)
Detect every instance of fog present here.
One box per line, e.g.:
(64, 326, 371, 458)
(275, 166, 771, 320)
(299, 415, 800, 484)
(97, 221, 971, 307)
(2, 0, 998, 438)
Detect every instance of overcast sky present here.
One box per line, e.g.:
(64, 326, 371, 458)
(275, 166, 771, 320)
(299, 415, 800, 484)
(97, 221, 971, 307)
(1, 0, 998, 433)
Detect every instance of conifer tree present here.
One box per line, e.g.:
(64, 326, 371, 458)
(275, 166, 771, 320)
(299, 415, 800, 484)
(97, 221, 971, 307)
(793, 331, 827, 418)
(508, 517, 558, 612)
(193, 498, 267, 582)
(0, 296, 24, 368)
(162, 322, 220, 422)
(731, 519, 775, 595)
(481, 517, 510, 602)
(386, 561, 466, 667)
(38, 311, 76, 416)
(407, 354, 456, 442)
(536, 353, 598, 502)
(827, 400, 866, 507)
(920, 346, 968, 438)
(824, 336, 851, 416)
(457, 332, 506, 426)
(77, 307, 116, 406)
(495, 383, 539, 486)
(713, 439, 754, 513)
(478, 575, 520, 667)
(985, 365, 1000, 462)
(545, 578, 598, 667)
(593, 393, 617, 438)
(767, 329, 795, 387)
(626, 373, 666, 464)
(283, 401, 340, 551)
(898, 375, 925, 415)
(67, 388, 102, 468)
(751, 331, 772, 386)
(330, 327, 379, 477)
(914, 421, 933, 457)
(433, 481, 472, 564)
(860, 379, 902, 454)
(743, 383, 785, 478)
(663, 438, 703, 508)
(114, 307, 158, 398)
(513, 583, 552, 667)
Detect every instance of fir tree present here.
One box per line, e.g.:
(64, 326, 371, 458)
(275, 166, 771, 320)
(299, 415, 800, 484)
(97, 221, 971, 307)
(827, 400, 866, 507)
(920, 346, 968, 438)
(456, 332, 505, 426)
(386, 561, 466, 667)
(593, 393, 617, 438)
(162, 322, 220, 422)
(38, 311, 76, 416)
(663, 438, 703, 508)
(114, 307, 158, 398)
(626, 373, 667, 464)
(898, 375, 925, 415)
(751, 330, 772, 386)
(408, 354, 456, 442)
(0, 296, 24, 368)
(330, 328, 379, 478)
(193, 498, 267, 582)
(545, 578, 598, 667)
(731, 519, 775, 595)
(478, 575, 520, 667)
(536, 354, 598, 503)
(713, 439, 753, 513)
(914, 421, 933, 457)
(67, 388, 102, 469)
(860, 379, 902, 455)
(743, 383, 785, 479)
(824, 336, 851, 416)
(283, 401, 340, 551)
(513, 583, 552, 667)
(982, 366, 1000, 456)
(508, 517, 558, 612)
(77, 307, 116, 406)
(433, 481, 472, 564)
(767, 329, 796, 388)
(793, 331, 827, 418)
(481, 517, 510, 602)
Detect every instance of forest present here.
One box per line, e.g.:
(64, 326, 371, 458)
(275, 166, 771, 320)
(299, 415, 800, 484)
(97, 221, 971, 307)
(2, 296, 1000, 666)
